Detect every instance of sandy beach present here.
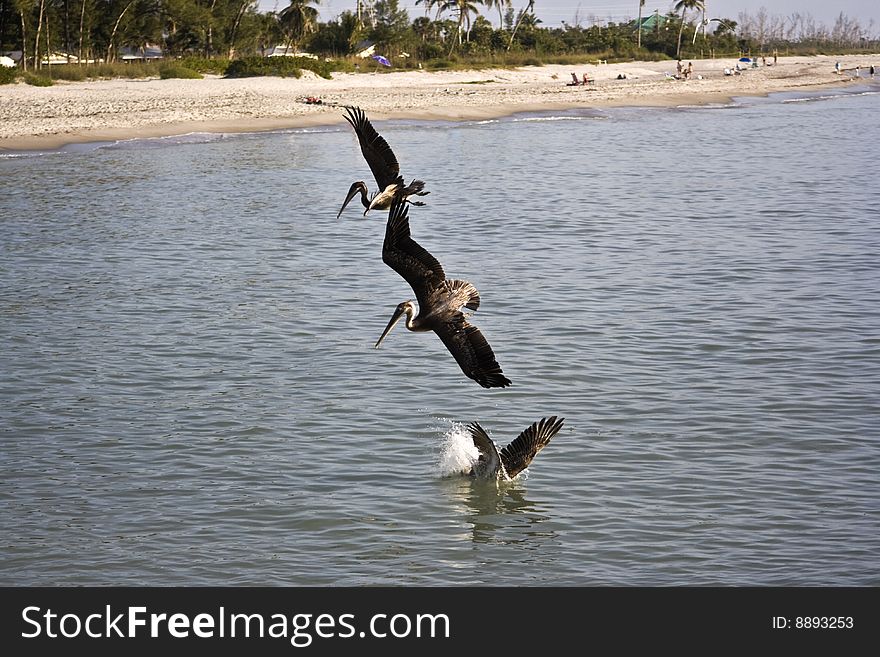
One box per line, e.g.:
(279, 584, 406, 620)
(1, 54, 876, 151)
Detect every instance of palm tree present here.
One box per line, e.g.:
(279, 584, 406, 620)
(436, 0, 481, 54)
(506, 0, 534, 51)
(674, 0, 705, 58)
(105, 0, 138, 63)
(414, 0, 438, 19)
(481, 0, 506, 28)
(338, 10, 363, 54)
(693, 0, 708, 44)
(228, 0, 257, 58)
(279, 0, 320, 53)
(637, 0, 645, 48)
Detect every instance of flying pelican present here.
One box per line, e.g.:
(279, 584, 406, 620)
(467, 416, 564, 481)
(375, 197, 511, 389)
(337, 106, 430, 218)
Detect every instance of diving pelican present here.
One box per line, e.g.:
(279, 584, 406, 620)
(375, 197, 511, 389)
(468, 416, 564, 481)
(337, 106, 429, 218)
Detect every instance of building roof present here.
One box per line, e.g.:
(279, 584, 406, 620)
(119, 45, 164, 60)
(632, 14, 668, 30)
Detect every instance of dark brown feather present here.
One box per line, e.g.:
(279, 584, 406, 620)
(382, 197, 446, 309)
(499, 416, 564, 478)
(434, 317, 511, 389)
(343, 106, 401, 190)
(467, 422, 500, 477)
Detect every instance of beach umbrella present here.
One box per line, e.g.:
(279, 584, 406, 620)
(738, 57, 751, 63)
(371, 55, 391, 67)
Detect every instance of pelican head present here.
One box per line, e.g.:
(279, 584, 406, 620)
(337, 181, 369, 219)
(375, 301, 415, 348)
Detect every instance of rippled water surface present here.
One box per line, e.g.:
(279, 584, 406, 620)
(2, 86, 879, 585)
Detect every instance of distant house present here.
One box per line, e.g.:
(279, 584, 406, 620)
(266, 45, 292, 57)
(5, 49, 97, 66)
(265, 45, 318, 59)
(353, 41, 375, 59)
(41, 51, 85, 65)
(631, 14, 668, 31)
(119, 44, 164, 62)
(2, 50, 22, 65)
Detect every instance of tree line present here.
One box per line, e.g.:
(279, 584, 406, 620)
(1, 1, 876, 72)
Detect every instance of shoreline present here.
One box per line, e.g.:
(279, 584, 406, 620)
(2, 54, 877, 152)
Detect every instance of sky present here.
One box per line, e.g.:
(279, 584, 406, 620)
(257, 1, 880, 30)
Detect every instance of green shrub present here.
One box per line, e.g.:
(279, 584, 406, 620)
(159, 64, 203, 79)
(84, 62, 159, 79)
(417, 43, 446, 61)
(224, 55, 340, 80)
(325, 59, 356, 74)
(24, 72, 53, 86)
(0, 66, 16, 84)
(425, 59, 452, 70)
(177, 57, 229, 75)
(226, 56, 304, 78)
(47, 65, 87, 81)
(293, 57, 341, 79)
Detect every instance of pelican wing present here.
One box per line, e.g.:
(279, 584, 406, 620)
(468, 422, 500, 476)
(434, 316, 511, 389)
(382, 197, 445, 308)
(343, 106, 401, 190)
(499, 416, 564, 479)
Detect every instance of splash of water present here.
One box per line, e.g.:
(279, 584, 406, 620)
(435, 421, 480, 478)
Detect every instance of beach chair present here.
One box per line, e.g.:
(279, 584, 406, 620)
(567, 72, 594, 87)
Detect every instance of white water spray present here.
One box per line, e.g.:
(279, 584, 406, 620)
(435, 420, 481, 478)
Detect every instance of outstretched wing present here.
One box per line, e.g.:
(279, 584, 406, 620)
(468, 422, 500, 476)
(382, 196, 445, 308)
(343, 106, 401, 190)
(434, 316, 511, 389)
(500, 416, 564, 479)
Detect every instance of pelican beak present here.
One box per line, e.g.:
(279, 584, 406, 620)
(375, 306, 406, 349)
(337, 182, 362, 219)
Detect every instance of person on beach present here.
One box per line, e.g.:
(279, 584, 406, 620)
(676, 60, 683, 78)
(687, 62, 693, 80)
(871, 65, 876, 78)
(835, 61, 841, 75)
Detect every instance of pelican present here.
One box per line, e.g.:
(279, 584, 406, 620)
(467, 416, 564, 481)
(337, 106, 430, 218)
(375, 197, 511, 389)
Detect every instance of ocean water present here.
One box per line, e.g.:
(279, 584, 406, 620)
(2, 84, 879, 586)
